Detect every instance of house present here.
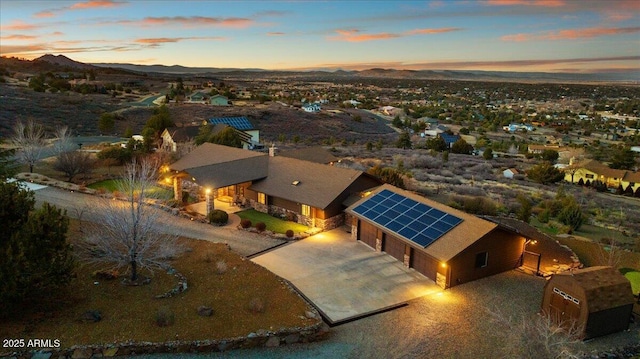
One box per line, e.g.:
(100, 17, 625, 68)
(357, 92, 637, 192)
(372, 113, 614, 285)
(541, 266, 634, 339)
(346, 184, 526, 289)
(503, 123, 534, 133)
(503, 168, 518, 179)
(302, 103, 321, 113)
(621, 171, 640, 195)
(528, 144, 561, 154)
(186, 91, 209, 104)
(161, 126, 200, 153)
(206, 117, 260, 147)
(210, 94, 229, 106)
(438, 133, 461, 149)
(564, 160, 628, 189)
(168, 143, 381, 230)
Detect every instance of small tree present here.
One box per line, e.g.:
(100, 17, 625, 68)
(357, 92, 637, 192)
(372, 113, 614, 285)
(11, 119, 46, 173)
(540, 149, 559, 163)
(396, 131, 412, 149)
(367, 165, 406, 189)
(483, 148, 493, 160)
(558, 201, 584, 233)
(54, 151, 95, 182)
(526, 162, 564, 185)
(98, 113, 116, 134)
(516, 194, 532, 223)
(80, 158, 183, 282)
(451, 138, 473, 154)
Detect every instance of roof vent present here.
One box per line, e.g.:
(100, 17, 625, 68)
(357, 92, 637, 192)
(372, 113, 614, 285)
(292, 180, 300, 186)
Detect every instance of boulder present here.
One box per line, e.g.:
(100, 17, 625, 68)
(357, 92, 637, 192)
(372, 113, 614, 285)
(265, 336, 280, 348)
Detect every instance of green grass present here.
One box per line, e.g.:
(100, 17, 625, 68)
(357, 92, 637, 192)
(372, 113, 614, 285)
(235, 209, 310, 234)
(88, 179, 172, 200)
(625, 271, 640, 295)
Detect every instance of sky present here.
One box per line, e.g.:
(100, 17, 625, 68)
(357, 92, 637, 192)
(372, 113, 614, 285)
(1, 0, 639, 73)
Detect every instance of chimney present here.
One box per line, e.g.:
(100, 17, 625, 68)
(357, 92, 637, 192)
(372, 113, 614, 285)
(269, 144, 278, 157)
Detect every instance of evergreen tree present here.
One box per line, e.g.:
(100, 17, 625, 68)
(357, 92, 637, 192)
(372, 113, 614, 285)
(526, 162, 564, 185)
(451, 138, 474, 154)
(396, 131, 412, 149)
(483, 148, 493, 160)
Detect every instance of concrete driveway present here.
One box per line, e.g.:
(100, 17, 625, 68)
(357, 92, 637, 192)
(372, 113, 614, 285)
(251, 227, 441, 324)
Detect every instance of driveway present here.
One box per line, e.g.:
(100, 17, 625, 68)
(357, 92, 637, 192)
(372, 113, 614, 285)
(251, 227, 441, 324)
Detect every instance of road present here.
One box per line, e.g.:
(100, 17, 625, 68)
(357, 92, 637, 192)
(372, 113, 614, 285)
(33, 186, 284, 257)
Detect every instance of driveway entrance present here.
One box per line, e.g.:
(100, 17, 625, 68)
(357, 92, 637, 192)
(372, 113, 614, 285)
(251, 227, 441, 324)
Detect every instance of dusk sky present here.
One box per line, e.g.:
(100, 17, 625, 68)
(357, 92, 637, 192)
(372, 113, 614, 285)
(1, 0, 639, 73)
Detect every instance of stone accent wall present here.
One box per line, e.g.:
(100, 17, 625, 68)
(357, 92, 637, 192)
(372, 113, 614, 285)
(246, 201, 344, 231)
(351, 220, 358, 241)
(403, 253, 410, 268)
(173, 178, 182, 202)
(375, 237, 382, 252)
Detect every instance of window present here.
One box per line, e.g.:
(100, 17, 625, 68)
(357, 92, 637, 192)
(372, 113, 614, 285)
(257, 192, 266, 205)
(585, 174, 594, 179)
(475, 252, 488, 268)
(301, 204, 311, 217)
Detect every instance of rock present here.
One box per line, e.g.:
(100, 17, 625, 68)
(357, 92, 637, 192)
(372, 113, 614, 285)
(265, 336, 280, 348)
(102, 347, 118, 357)
(304, 310, 317, 319)
(31, 352, 52, 359)
(284, 333, 300, 344)
(81, 310, 102, 322)
(197, 306, 213, 317)
(71, 348, 93, 359)
(247, 332, 257, 338)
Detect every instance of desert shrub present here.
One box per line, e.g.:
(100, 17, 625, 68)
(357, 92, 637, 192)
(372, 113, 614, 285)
(450, 195, 498, 216)
(216, 260, 227, 274)
(537, 209, 551, 223)
(451, 185, 486, 197)
(155, 306, 175, 327)
(285, 229, 294, 238)
(240, 219, 252, 228)
(248, 297, 266, 314)
(255, 222, 266, 232)
(208, 209, 228, 225)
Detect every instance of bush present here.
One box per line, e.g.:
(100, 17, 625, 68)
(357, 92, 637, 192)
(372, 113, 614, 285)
(248, 297, 265, 314)
(155, 306, 175, 327)
(208, 209, 228, 225)
(285, 229, 294, 238)
(255, 222, 266, 232)
(216, 260, 227, 274)
(240, 219, 252, 228)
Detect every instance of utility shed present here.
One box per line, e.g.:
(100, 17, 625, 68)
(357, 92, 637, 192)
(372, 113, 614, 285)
(541, 266, 634, 339)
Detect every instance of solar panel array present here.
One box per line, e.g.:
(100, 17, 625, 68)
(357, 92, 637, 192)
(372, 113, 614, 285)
(353, 189, 463, 248)
(208, 117, 254, 130)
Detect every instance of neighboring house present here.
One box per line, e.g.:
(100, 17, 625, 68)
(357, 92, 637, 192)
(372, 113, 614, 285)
(541, 266, 634, 340)
(206, 116, 260, 147)
(186, 91, 209, 104)
(564, 160, 628, 189)
(438, 133, 461, 148)
(302, 103, 321, 113)
(503, 168, 518, 179)
(503, 123, 534, 132)
(161, 126, 200, 153)
(622, 171, 640, 194)
(346, 184, 526, 289)
(168, 143, 382, 230)
(527, 144, 561, 154)
(210, 94, 229, 106)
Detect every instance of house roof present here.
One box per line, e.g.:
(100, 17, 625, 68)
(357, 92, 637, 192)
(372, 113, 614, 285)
(623, 171, 640, 183)
(552, 266, 634, 312)
(207, 116, 254, 130)
(581, 160, 628, 179)
(439, 133, 460, 145)
(279, 147, 339, 164)
(249, 156, 367, 210)
(164, 126, 200, 143)
(169, 143, 268, 188)
(347, 184, 497, 262)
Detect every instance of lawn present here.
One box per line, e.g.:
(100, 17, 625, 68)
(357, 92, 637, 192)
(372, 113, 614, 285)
(88, 179, 173, 200)
(236, 209, 310, 234)
(0, 221, 319, 351)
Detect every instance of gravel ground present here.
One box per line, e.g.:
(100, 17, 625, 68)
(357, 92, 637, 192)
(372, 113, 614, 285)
(136, 270, 639, 359)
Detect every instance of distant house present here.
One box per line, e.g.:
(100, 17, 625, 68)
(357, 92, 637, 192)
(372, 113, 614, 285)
(528, 144, 561, 154)
(438, 133, 461, 149)
(503, 168, 518, 179)
(186, 91, 209, 104)
(161, 126, 200, 153)
(564, 160, 627, 189)
(206, 116, 260, 147)
(302, 103, 321, 113)
(210, 94, 229, 106)
(503, 123, 534, 133)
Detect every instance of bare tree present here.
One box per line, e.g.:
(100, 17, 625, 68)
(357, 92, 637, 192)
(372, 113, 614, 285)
(598, 237, 623, 268)
(52, 125, 72, 155)
(80, 158, 183, 282)
(488, 308, 583, 359)
(11, 119, 46, 173)
(53, 151, 94, 182)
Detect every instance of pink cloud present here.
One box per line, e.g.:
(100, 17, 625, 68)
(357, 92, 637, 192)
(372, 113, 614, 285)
(0, 34, 38, 40)
(134, 36, 225, 45)
(34, 11, 56, 18)
(330, 27, 461, 42)
(406, 27, 462, 35)
(69, 0, 125, 10)
(129, 16, 254, 29)
(267, 32, 285, 36)
(0, 20, 40, 31)
(484, 0, 566, 7)
(503, 26, 640, 41)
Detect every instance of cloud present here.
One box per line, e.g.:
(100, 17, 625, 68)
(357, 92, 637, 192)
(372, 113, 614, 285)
(0, 34, 38, 41)
(0, 20, 41, 31)
(330, 27, 461, 42)
(34, 11, 56, 18)
(267, 32, 285, 36)
(70, 0, 126, 9)
(114, 16, 254, 29)
(484, 0, 566, 7)
(134, 36, 225, 45)
(502, 26, 640, 41)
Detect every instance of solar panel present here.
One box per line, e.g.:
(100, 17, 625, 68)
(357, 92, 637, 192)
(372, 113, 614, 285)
(208, 116, 254, 130)
(352, 189, 464, 248)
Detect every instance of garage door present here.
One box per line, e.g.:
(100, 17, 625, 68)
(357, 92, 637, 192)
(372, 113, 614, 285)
(384, 234, 406, 263)
(359, 221, 377, 249)
(410, 248, 437, 280)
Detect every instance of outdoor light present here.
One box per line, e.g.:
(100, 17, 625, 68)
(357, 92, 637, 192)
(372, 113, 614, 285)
(205, 188, 211, 195)
(440, 262, 447, 268)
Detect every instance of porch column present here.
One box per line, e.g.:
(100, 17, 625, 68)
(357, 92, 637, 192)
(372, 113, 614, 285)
(173, 177, 182, 202)
(205, 188, 214, 215)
